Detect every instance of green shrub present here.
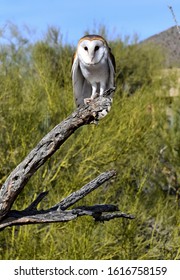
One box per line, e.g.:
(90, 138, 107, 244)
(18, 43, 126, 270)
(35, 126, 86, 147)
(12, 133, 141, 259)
(0, 24, 179, 260)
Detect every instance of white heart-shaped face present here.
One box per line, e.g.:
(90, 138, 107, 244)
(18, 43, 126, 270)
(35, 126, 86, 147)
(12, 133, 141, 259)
(78, 39, 107, 65)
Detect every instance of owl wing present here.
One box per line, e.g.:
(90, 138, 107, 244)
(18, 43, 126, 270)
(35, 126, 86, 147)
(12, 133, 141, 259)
(71, 53, 92, 108)
(107, 49, 116, 95)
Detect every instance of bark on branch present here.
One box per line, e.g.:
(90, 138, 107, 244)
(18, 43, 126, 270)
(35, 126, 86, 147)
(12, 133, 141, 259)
(0, 91, 134, 230)
(0, 170, 134, 230)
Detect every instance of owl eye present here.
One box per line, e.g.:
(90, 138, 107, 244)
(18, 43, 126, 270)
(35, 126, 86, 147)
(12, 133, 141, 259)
(84, 46, 88, 51)
(94, 46, 99, 51)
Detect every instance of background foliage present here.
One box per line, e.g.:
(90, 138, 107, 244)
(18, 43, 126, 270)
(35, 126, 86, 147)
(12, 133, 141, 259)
(0, 24, 179, 260)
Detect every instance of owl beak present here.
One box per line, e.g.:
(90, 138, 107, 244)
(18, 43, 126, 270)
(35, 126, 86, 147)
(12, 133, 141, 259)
(90, 54, 94, 63)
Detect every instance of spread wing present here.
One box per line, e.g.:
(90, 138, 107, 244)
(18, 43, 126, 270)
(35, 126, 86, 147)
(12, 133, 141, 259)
(71, 53, 92, 108)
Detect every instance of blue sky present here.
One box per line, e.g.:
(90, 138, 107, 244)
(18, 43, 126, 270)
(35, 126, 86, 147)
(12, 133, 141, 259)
(0, 0, 179, 45)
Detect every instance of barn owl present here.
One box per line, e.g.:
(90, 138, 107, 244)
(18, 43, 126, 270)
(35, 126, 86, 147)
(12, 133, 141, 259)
(72, 34, 116, 108)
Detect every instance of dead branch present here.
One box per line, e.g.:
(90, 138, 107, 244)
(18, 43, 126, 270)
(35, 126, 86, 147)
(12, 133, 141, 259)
(0, 90, 135, 230)
(0, 170, 134, 230)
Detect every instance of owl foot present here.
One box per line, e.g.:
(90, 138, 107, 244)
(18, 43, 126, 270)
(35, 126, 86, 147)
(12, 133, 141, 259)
(84, 93, 99, 105)
(84, 97, 93, 105)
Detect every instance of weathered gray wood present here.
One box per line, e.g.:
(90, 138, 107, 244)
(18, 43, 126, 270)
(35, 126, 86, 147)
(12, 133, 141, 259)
(24, 191, 49, 211)
(0, 170, 134, 230)
(0, 89, 135, 231)
(0, 207, 134, 230)
(53, 170, 117, 210)
(0, 95, 113, 221)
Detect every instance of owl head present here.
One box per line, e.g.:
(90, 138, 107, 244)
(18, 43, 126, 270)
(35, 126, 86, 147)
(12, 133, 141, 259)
(77, 34, 109, 65)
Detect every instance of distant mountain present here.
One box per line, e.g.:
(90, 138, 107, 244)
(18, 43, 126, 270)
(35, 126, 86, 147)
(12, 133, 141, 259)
(142, 26, 180, 67)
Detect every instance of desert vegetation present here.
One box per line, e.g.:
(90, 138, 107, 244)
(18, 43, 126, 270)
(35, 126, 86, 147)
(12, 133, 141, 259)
(0, 24, 179, 259)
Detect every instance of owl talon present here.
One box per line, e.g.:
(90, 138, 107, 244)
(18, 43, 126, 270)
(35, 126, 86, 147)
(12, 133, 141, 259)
(84, 98, 93, 105)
